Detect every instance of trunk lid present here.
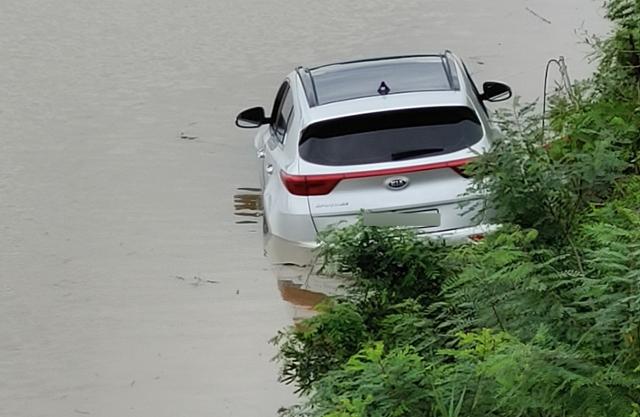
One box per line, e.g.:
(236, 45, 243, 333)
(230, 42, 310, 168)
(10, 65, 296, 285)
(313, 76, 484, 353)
(292, 106, 487, 233)
(301, 156, 481, 232)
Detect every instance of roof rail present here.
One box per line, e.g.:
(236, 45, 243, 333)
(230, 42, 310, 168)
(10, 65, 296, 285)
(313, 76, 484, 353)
(442, 50, 461, 91)
(295, 66, 319, 107)
(308, 54, 444, 71)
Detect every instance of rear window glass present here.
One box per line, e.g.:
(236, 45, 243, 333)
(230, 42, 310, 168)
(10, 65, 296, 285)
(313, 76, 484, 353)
(299, 107, 483, 166)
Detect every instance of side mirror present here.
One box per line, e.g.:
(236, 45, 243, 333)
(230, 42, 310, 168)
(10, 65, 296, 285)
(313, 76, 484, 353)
(235, 107, 269, 129)
(480, 81, 512, 102)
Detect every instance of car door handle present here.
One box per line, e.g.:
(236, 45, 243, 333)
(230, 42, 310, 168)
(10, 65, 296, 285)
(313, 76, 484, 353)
(257, 149, 265, 159)
(265, 164, 274, 175)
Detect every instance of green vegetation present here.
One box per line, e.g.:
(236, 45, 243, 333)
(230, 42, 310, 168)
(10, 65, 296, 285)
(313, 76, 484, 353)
(272, 2, 640, 416)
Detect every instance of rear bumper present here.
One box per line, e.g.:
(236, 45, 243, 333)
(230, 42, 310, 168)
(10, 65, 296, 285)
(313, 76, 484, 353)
(264, 223, 500, 266)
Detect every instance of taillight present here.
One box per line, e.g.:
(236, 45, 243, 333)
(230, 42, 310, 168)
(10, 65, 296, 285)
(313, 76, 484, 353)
(280, 172, 308, 195)
(305, 175, 342, 195)
(469, 233, 485, 242)
(280, 171, 341, 196)
(280, 157, 476, 196)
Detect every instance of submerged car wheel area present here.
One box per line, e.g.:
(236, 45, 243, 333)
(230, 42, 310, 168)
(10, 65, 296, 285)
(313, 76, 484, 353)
(236, 51, 511, 265)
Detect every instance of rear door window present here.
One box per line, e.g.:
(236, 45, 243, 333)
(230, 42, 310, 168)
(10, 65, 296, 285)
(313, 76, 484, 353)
(270, 81, 289, 122)
(299, 107, 483, 166)
(273, 88, 294, 143)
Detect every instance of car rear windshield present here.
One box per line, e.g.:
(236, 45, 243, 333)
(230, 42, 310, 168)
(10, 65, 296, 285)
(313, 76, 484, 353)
(299, 107, 483, 166)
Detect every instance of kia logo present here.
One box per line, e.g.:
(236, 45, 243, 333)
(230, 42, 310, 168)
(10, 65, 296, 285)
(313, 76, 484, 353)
(385, 176, 409, 190)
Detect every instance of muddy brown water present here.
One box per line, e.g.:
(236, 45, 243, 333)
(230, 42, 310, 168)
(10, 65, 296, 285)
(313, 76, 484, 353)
(1, 1, 607, 416)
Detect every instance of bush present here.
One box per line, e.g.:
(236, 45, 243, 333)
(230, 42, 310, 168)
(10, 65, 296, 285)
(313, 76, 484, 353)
(443, 183, 640, 365)
(272, 301, 369, 394)
(272, 295, 442, 395)
(318, 221, 451, 304)
(299, 343, 434, 417)
(436, 226, 571, 341)
(466, 98, 627, 244)
(434, 329, 640, 417)
(549, 84, 640, 171)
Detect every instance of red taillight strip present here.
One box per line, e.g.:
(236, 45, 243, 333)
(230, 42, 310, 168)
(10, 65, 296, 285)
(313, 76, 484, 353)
(326, 157, 476, 180)
(281, 157, 476, 196)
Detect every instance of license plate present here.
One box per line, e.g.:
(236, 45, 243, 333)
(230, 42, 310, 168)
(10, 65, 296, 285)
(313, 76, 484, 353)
(362, 210, 440, 228)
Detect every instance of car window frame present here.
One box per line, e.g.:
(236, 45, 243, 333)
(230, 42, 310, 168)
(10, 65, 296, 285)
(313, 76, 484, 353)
(270, 81, 289, 124)
(272, 83, 294, 144)
(278, 97, 294, 145)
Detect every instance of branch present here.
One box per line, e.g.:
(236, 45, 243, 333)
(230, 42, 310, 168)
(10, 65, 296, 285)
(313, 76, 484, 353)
(492, 304, 507, 332)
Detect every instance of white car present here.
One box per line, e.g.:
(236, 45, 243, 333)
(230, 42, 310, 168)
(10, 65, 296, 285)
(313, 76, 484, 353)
(236, 51, 511, 265)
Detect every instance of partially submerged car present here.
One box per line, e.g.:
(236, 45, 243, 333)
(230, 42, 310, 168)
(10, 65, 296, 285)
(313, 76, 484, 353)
(236, 51, 511, 265)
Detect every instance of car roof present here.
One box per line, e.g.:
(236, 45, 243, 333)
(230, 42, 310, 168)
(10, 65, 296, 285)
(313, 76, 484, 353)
(296, 53, 462, 108)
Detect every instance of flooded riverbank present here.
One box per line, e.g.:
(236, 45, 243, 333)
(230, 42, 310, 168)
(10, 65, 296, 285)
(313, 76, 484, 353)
(1, 1, 607, 416)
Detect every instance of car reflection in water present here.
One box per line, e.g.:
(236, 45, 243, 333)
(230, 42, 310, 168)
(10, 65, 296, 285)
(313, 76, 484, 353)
(233, 187, 263, 225)
(234, 187, 341, 321)
(273, 265, 343, 322)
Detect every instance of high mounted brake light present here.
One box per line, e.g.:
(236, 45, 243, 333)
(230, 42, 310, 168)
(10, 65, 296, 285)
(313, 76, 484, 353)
(280, 157, 475, 196)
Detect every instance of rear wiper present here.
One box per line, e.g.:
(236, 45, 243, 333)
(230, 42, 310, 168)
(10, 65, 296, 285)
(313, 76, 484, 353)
(391, 148, 444, 161)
